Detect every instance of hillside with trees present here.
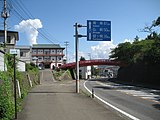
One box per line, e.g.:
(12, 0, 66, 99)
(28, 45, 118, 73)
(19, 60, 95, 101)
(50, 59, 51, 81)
(109, 17, 160, 85)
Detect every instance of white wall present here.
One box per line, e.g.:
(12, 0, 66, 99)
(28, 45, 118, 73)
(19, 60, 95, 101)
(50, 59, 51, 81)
(0, 51, 7, 71)
(17, 60, 26, 72)
(0, 51, 4, 71)
(80, 66, 91, 79)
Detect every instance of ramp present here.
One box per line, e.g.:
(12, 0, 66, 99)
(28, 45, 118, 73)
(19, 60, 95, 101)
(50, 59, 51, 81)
(40, 69, 56, 85)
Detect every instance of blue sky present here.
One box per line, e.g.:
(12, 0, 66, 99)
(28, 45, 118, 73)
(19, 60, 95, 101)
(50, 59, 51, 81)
(0, 0, 160, 62)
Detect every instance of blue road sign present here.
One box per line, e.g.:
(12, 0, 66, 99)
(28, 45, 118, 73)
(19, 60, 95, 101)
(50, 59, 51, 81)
(87, 20, 111, 41)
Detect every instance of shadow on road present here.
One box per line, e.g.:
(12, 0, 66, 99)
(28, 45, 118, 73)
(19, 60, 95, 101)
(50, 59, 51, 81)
(153, 104, 160, 110)
(94, 86, 112, 90)
(88, 78, 160, 96)
(29, 91, 75, 94)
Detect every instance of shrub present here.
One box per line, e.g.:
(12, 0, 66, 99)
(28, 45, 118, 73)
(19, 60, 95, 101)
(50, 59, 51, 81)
(0, 72, 14, 120)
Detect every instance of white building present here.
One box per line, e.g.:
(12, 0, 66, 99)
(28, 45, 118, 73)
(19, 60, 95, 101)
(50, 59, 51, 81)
(17, 60, 26, 72)
(79, 66, 91, 79)
(15, 45, 31, 63)
(0, 30, 19, 71)
(31, 44, 65, 69)
(0, 50, 6, 71)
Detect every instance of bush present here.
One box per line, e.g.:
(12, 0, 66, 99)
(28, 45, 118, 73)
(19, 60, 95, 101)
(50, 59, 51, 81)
(0, 72, 14, 120)
(0, 54, 39, 120)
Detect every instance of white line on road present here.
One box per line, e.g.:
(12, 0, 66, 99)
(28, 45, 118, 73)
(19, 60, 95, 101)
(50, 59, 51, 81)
(84, 81, 140, 120)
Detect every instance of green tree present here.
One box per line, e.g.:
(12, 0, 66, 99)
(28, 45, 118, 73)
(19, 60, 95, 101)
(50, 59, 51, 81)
(80, 56, 85, 61)
(110, 42, 133, 64)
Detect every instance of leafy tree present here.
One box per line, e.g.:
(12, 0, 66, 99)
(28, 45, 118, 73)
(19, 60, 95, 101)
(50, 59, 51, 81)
(110, 17, 160, 65)
(134, 35, 139, 42)
(140, 16, 160, 39)
(110, 42, 133, 64)
(80, 56, 85, 61)
(153, 16, 160, 26)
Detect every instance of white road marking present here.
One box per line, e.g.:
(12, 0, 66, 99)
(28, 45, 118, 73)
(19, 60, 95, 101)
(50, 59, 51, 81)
(84, 81, 140, 120)
(118, 89, 160, 103)
(96, 81, 160, 103)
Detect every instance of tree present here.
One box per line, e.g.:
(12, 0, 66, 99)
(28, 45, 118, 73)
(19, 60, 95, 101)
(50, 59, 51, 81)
(80, 56, 85, 61)
(110, 42, 133, 64)
(134, 35, 139, 42)
(140, 16, 160, 39)
(153, 16, 160, 27)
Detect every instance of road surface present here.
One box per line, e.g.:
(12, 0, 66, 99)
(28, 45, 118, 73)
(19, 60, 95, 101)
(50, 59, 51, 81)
(17, 70, 124, 120)
(84, 79, 160, 120)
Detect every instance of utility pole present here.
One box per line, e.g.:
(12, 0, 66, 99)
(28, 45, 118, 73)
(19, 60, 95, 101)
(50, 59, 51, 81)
(64, 41, 69, 63)
(88, 53, 91, 60)
(1, 0, 9, 49)
(75, 23, 79, 93)
(1, 0, 9, 71)
(74, 23, 87, 93)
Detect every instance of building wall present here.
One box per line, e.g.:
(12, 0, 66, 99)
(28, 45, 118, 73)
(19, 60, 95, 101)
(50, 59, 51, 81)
(0, 51, 5, 71)
(80, 66, 91, 79)
(32, 47, 65, 68)
(17, 60, 26, 72)
(19, 49, 31, 63)
(15, 46, 31, 64)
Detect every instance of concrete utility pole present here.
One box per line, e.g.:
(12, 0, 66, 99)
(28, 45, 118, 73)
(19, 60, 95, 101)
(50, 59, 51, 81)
(1, 0, 9, 48)
(64, 41, 69, 63)
(74, 23, 87, 93)
(1, 0, 9, 71)
(75, 23, 79, 93)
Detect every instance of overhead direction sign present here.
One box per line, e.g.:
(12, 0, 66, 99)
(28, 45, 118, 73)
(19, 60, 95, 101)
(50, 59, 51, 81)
(87, 20, 111, 41)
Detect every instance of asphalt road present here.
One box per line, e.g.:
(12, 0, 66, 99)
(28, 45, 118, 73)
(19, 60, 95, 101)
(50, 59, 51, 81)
(84, 79, 160, 120)
(17, 70, 124, 120)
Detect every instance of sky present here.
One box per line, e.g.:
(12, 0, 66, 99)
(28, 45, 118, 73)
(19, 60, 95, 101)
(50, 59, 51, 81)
(0, 0, 160, 62)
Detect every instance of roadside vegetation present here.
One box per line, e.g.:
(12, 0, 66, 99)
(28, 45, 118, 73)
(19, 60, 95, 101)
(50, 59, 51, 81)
(53, 69, 72, 81)
(110, 17, 160, 85)
(0, 53, 39, 120)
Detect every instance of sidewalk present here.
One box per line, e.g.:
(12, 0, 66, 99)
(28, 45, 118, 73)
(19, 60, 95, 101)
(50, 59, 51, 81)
(17, 80, 124, 120)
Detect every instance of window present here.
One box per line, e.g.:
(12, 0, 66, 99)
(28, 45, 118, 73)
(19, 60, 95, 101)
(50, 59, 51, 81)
(32, 50, 37, 54)
(58, 57, 61, 61)
(0, 36, 4, 43)
(38, 49, 43, 54)
(44, 49, 50, 55)
(38, 57, 43, 61)
(0, 36, 11, 44)
(44, 57, 50, 61)
(7, 36, 11, 43)
(20, 52, 26, 57)
(52, 50, 55, 53)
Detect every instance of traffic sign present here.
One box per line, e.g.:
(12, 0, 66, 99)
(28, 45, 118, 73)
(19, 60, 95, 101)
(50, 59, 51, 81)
(87, 20, 111, 41)
(10, 49, 19, 55)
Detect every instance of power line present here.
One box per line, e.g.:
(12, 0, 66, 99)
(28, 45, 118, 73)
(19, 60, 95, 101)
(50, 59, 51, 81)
(6, 0, 62, 44)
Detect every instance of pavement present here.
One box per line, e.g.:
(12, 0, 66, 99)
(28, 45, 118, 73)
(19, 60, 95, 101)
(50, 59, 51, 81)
(17, 70, 124, 120)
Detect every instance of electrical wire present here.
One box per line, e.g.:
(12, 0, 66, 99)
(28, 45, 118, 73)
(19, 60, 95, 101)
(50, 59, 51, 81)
(6, 0, 62, 44)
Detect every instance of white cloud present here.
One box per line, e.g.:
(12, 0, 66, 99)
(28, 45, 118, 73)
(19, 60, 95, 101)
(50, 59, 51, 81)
(91, 40, 116, 59)
(14, 19, 42, 46)
(68, 51, 90, 63)
(67, 38, 135, 63)
(123, 38, 133, 43)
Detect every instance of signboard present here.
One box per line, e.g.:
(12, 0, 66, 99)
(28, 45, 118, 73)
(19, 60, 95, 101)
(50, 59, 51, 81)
(10, 49, 19, 55)
(87, 20, 111, 41)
